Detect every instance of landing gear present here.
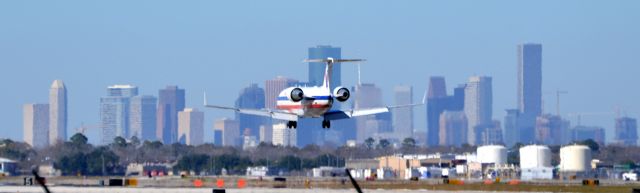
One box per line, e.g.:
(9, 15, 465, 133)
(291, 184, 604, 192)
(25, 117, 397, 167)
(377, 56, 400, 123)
(322, 120, 331, 129)
(287, 121, 297, 129)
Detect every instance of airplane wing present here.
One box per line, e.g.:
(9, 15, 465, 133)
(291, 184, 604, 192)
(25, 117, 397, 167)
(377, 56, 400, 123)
(204, 104, 299, 121)
(324, 91, 426, 121)
(203, 92, 298, 121)
(324, 103, 424, 121)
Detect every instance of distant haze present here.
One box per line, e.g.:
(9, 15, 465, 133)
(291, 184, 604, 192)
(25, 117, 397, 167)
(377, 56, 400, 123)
(1, 1, 638, 144)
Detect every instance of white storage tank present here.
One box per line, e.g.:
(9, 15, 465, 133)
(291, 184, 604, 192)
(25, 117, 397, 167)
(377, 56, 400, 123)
(559, 145, 592, 172)
(519, 145, 552, 169)
(476, 145, 507, 165)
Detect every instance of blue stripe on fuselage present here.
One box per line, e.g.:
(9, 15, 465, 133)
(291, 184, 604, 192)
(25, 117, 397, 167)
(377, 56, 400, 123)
(277, 96, 332, 101)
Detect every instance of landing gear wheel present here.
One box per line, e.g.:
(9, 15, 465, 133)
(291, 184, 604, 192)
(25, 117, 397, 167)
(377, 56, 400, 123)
(322, 120, 331, 129)
(287, 121, 297, 129)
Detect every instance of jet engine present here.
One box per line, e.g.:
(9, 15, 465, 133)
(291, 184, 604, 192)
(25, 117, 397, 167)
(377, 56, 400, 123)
(333, 87, 350, 102)
(289, 88, 304, 102)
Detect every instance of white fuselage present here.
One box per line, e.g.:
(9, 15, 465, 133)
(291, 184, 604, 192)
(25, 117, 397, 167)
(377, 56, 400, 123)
(276, 86, 334, 118)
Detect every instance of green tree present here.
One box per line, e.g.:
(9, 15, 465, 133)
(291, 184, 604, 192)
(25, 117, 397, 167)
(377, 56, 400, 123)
(175, 154, 210, 174)
(364, 138, 375, 149)
(70, 133, 88, 145)
(578, 139, 600, 152)
(85, 147, 120, 175)
(112, 136, 127, 147)
(402, 138, 416, 148)
(378, 139, 391, 149)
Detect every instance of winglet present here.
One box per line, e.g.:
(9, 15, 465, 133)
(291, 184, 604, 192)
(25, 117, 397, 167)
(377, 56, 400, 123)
(203, 91, 208, 106)
(422, 90, 427, 104)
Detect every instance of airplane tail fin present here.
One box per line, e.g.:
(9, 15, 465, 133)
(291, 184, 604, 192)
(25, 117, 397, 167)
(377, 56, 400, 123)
(303, 58, 365, 89)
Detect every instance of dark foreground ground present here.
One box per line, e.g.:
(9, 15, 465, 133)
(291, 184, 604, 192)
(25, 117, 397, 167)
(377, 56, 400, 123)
(2, 176, 640, 193)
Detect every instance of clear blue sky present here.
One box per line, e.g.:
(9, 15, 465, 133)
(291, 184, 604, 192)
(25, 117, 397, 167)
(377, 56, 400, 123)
(1, 1, 638, 144)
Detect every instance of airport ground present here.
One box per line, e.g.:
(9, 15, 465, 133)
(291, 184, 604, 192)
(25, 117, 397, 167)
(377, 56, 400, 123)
(2, 176, 640, 193)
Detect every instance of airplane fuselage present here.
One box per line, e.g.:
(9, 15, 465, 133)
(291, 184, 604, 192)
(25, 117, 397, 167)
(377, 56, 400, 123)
(276, 86, 334, 118)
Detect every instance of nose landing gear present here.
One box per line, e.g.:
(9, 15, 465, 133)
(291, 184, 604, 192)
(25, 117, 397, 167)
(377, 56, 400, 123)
(286, 121, 297, 129)
(322, 120, 331, 129)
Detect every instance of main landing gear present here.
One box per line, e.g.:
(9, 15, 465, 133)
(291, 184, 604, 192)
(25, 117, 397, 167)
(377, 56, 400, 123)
(287, 121, 297, 129)
(322, 120, 331, 129)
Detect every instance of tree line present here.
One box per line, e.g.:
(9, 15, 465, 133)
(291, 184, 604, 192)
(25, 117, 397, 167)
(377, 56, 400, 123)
(0, 134, 638, 176)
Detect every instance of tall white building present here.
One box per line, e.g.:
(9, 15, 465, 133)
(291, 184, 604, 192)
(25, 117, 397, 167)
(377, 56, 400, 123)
(49, 80, 67, 145)
(392, 85, 413, 139)
(101, 85, 138, 145)
(178, 108, 204, 146)
(24, 104, 49, 148)
(464, 76, 493, 145)
(272, 123, 297, 147)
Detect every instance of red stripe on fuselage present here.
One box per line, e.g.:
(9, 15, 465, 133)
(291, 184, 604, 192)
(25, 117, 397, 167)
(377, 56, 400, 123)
(277, 104, 330, 110)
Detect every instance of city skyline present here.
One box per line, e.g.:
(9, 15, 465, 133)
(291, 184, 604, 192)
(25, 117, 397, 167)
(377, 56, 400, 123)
(2, 1, 639, 145)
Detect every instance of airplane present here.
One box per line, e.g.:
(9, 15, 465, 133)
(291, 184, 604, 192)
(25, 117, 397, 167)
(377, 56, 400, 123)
(204, 57, 425, 129)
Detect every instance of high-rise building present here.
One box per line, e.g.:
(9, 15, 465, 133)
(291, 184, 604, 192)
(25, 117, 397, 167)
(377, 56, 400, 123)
(272, 123, 297, 147)
(427, 77, 448, 146)
(535, 114, 564, 145)
(178, 108, 204, 146)
(129, 95, 157, 141)
(308, 45, 341, 89)
(393, 85, 413, 139)
(476, 120, 503, 145)
(101, 85, 138, 144)
(214, 118, 240, 147)
(23, 104, 49, 148)
(571, 126, 605, 144)
(265, 76, 299, 109)
(426, 77, 465, 146)
(157, 85, 185, 144)
(235, 84, 266, 138)
(503, 109, 521, 147)
(615, 117, 638, 146)
(213, 130, 223, 146)
(439, 111, 467, 147)
(464, 76, 493, 145)
(354, 83, 384, 142)
(259, 125, 272, 144)
(517, 43, 543, 144)
(49, 80, 67, 145)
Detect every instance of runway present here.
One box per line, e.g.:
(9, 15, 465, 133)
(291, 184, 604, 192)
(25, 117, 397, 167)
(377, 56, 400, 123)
(0, 186, 545, 193)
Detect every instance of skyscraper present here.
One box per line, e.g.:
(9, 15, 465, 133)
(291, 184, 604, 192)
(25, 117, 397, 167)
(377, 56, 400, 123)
(101, 85, 138, 144)
(157, 86, 185, 144)
(535, 114, 564, 145)
(438, 110, 467, 147)
(129, 95, 157, 141)
(571, 126, 605, 144)
(23, 104, 49, 148)
(427, 77, 448, 146)
(464, 76, 493, 145)
(615, 117, 638, 146)
(308, 45, 341, 89)
(214, 118, 240, 147)
(393, 85, 413, 139)
(235, 84, 266, 138)
(517, 43, 543, 144)
(354, 83, 384, 142)
(178, 108, 204, 146)
(49, 80, 67, 144)
(265, 76, 299, 109)
(272, 123, 297, 147)
(503, 109, 521, 147)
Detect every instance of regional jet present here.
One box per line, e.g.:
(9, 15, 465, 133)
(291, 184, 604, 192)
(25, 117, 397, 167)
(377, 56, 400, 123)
(204, 58, 424, 129)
